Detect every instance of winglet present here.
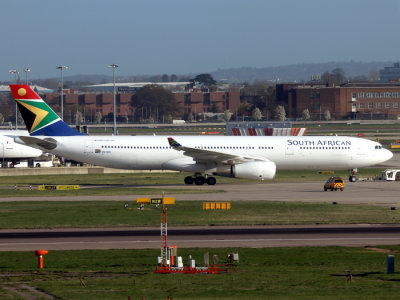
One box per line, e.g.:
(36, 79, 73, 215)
(168, 137, 182, 147)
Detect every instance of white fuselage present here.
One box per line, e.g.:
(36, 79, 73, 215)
(34, 135, 392, 172)
(0, 131, 42, 161)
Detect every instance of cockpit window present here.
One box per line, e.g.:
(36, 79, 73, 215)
(375, 145, 383, 149)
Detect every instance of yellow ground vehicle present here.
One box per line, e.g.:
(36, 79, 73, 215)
(324, 177, 344, 191)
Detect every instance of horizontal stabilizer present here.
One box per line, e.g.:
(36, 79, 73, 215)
(18, 136, 58, 150)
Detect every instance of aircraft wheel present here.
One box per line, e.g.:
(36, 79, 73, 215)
(206, 177, 216, 185)
(324, 187, 327, 191)
(349, 175, 356, 182)
(194, 176, 206, 185)
(184, 176, 194, 185)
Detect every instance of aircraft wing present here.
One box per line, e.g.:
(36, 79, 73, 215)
(16, 136, 58, 150)
(167, 137, 269, 165)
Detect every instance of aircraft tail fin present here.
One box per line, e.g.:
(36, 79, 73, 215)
(9, 84, 84, 136)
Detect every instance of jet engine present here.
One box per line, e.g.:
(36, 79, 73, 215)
(214, 161, 276, 180)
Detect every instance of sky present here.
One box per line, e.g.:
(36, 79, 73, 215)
(1, 0, 399, 81)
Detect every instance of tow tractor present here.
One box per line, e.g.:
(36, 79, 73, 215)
(381, 169, 400, 181)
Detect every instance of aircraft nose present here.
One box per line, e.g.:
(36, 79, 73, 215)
(385, 149, 394, 161)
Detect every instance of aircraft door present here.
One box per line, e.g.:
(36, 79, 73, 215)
(285, 142, 294, 158)
(356, 144, 366, 156)
(350, 143, 366, 162)
(84, 140, 93, 154)
(6, 140, 13, 149)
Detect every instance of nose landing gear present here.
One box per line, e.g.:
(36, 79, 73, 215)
(349, 168, 358, 182)
(184, 174, 216, 185)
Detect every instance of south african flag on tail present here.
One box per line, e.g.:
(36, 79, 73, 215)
(9, 85, 85, 136)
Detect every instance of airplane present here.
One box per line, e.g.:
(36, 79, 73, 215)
(9, 84, 393, 185)
(0, 130, 43, 167)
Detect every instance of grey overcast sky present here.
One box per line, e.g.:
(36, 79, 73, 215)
(1, 0, 399, 81)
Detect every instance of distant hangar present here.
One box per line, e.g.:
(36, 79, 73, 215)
(83, 82, 191, 92)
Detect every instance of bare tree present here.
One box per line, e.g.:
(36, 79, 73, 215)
(164, 114, 173, 123)
(331, 68, 346, 84)
(368, 71, 379, 81)
(321, 68, 347, 86)
(324, 109, 331, 121)
(252, 108, 262, 121)
(302, 109, 310, 121)
(222, 110, 232, 122)
(95, 111, 102, 124)
(274, 105, 286, 121)
(75, 110, 83, 125)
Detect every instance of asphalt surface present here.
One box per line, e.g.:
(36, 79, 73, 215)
(2, 180, 400, 207)
(1, 153, 400, 251)
(2, 225, 400, 251)
(2, 179, 400, 251)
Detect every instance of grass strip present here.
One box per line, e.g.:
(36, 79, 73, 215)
(1, 246, 400, 299)
(0, 200, 399, 229)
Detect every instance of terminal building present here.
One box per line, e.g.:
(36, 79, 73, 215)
(0, 85, 53, 93)
(277, 82, 400, 120)
(83, 82, 191, 93)
(40, 89, 240, 123)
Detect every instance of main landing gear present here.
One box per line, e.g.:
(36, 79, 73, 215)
(184, 174, 217, 185)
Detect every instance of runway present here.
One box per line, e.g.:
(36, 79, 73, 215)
(2, 225, 400, 251)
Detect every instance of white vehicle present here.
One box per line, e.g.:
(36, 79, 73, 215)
(0, 130, 42, 167)
(381, 169, 400, 181)
(9, 84, 393, 185)
(172, 120, 186, 124)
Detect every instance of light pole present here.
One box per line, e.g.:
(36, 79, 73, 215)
(319, 103, 321, 121)
(8, 69, 19, 82)
(9, 69, 19, 129)
(108, 64, 118, 135)
(56, 65, 68, 120)
(24, 68, 31, 85)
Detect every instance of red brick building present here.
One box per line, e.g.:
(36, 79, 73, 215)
(41, 90, 240, 123)
(277, 83, 400, 120)
(174, 91, 239, 116)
